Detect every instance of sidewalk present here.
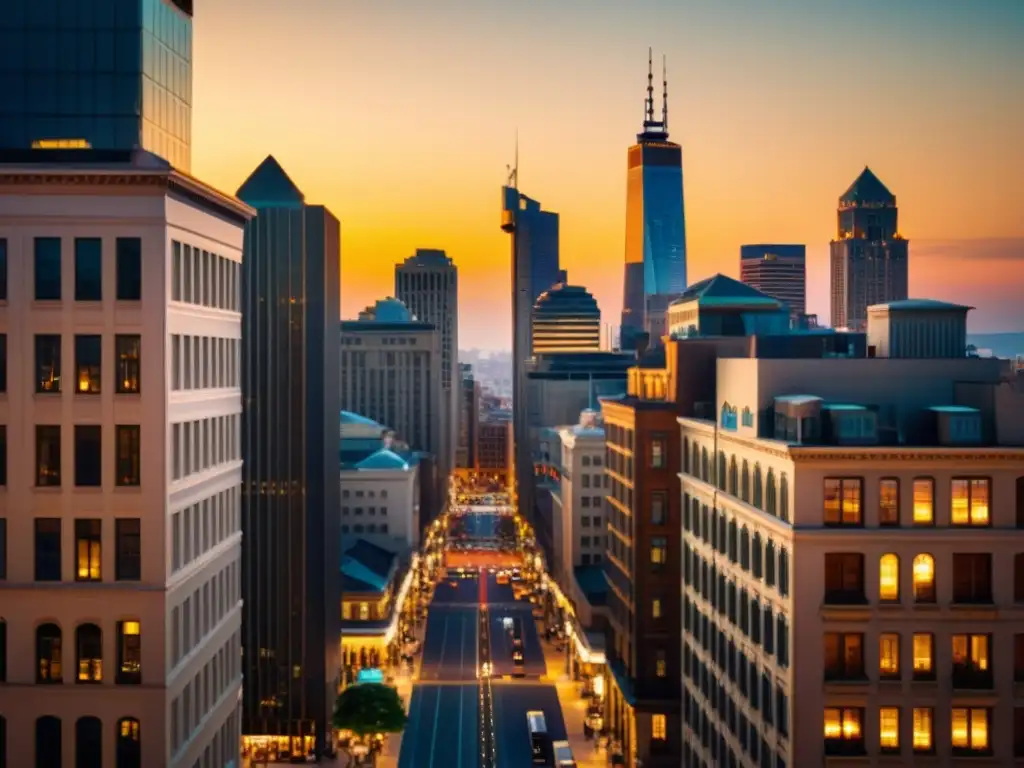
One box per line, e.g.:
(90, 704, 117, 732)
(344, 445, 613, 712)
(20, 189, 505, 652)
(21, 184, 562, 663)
(377, 603, 430, 768)
(540, 627, 607, 768)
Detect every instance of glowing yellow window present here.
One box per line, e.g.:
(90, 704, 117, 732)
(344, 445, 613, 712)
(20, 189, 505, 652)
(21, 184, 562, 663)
(823, 707, 862, 741)
(879, 634, 900, 679)
(912, 633, 934, 678)
(950, 478, 990, 526)
(951, 708, 989, 751)
(879, 708, 899, 751)
(358, 603, 369, 620)
(651, 713, 666, 741)
(652, 598, 662, 618)
(912, 478, 934, 524)
(879, 554, 900, 601)
(952, 634, 989, 671)
(912, 708, 933, 752)
(912, 554, 935, 603)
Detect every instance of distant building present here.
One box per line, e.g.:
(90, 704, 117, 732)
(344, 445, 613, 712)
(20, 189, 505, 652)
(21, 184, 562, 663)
(532, 280, 602, 354)
(457, 363, 480, 469)
(621, 50, 687, 348)
(867, 299, 971, 359)
(340, 443, 420, 553)
(395, 249, 458, 484)
(477, 418, 511, 481)
(740, 244, 806, 318)
(0, 0, 195, 170)
(340, 298, 442, 462)
(830, 167, 909, 330)
(666, 274, 790, 339)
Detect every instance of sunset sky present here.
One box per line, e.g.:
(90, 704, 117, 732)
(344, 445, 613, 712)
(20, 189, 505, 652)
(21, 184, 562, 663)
(191, 0, 1024, 350)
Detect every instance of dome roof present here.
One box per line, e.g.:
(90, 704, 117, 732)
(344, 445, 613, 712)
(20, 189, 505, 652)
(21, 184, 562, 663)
(355, 449, 410, 471)
(368, 297, 412, 323)
(533, 284, 600, 317)
(341, 411, 384, 429)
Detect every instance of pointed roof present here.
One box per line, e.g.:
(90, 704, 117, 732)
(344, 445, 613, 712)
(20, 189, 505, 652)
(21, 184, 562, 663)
(235, 155, 305, 209)
(839, 166, 895, 206)
(355, 448, 410, 471)
(671, 274, 781, 308)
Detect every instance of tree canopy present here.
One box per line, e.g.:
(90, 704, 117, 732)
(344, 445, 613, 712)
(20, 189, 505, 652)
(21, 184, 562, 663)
(333, 683, 408, 737)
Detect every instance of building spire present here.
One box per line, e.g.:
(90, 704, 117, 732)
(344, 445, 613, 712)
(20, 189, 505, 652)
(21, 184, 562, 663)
(662, 54, 668, 132)
(645, 47, 655, 125)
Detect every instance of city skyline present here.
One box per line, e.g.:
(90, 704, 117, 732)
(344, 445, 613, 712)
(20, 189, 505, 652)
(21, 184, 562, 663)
(189, 0, 1024, 348)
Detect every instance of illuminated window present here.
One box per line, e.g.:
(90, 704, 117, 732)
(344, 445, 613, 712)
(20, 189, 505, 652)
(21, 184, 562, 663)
(823, 707, 863, 753)
(952, 634, 991, 688)
(823, 478, 863, 525)
(912, 554, 935, 603)
(115, 335, 142, 394)
(116, 620, 142, 685)
(950, 478, 990, 526)
(35, 334, 62, 393)
(75, 335, 102, 393)
(116, 426, 142, 486)
(650, 537, 667, 568)
(652, 598, 662, 618)
(75, 623, 102, 683)
(879, 707, 899, 752)
(651, 714, 666, 741)
(878, 478, 899, 525)
(359, 603, 369, 620)
(75, 519, 102, 582)
(879, 634, 900, 679)
(912, 478, 934, 524)
(951, 708, 989, 753)
(912, 708, 933, 753)
(879, 554, 900, 601)
(912, 633, 934, 679)
(36, 623, 63, 683)
(655, 649, 667, 678)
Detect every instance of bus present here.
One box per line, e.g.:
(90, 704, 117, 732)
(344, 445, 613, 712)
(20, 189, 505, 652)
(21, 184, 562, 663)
(526, 711, 550, 765)
(510, 617, 524, 648)
(552, 740, 577, 767)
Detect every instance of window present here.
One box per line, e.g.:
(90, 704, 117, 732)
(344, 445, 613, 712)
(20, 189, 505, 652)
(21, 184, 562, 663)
(879, 553, 900, 601)
(952, 634, 992, 689)
(1016, 634, 1024, 682)
(651, 714, 666, 741)
(116, 621, 142, 684)
(116, 519, 142, 581)
(879, 634, 900, 679)
(823, 707, 864, 755)
(951, 478, 990, 526)
(116, 426, 141, 486)
(0, 237, 6, 300)
(0, 334, 6, 393)
(74, 238, 102, 301)
(34, 518, 62, 581)
(879, 478, 899, 525)
(823, 633, 864, 681)
(75, 623, 102, 682)
(34, 237, 62, 300)
(655, 649, 667, 677)
(824, 553, 864, 604)
(1017, 708, 1024, 758)
(116, 718, 141, 768)
(0, 425, 5, 487)
(912, 554, 935, 603)
(912, 478, 934, 524)
(75, 519, 102, 582)
(652, 598, 662, 619)
(0, 518, 5, 580)
(116, 335, 141, 393)
(36, 715, 62, 767)
(878, 708, 899, 753)
(1017, 554, 1024, 603)
(650, 437, 665, 469)
(36, 623, 63, 682)
(823, 478, 862, 525)
(951, 708, 989, 754)
(116, 237, 142, 300)
(912, 633, 934, 680)
(0, 619, 6, 682)
(35, 334, 62, 393)
(650, 537, 667, 569)
(952, 553, 991, 604)
(36, 425, 62, 487)
(912, 708, 933, 753)
(75, 426, 102, 487)
(75, 335, 102, 393)
(650, 492, 666, 525)
(75, 716, 102, 768)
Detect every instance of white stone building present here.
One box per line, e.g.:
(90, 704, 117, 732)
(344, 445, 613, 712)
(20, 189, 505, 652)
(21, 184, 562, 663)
(340, 446, 421, 553)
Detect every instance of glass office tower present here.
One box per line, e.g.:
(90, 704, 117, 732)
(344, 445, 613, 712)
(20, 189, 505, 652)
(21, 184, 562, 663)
(0, 0, 193, 170)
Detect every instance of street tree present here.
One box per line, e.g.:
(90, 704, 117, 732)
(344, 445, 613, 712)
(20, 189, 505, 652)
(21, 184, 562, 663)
(333, 682, 407, 744)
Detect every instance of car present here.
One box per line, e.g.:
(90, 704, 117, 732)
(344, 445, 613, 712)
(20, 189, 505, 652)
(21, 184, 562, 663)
(448, 580, 458, 588)
(512, 650, 525, 677)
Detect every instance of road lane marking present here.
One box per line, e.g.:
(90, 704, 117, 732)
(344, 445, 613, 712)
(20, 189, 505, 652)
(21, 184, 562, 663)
(427, 686, 443, 768)
(456, 678, 464, 768)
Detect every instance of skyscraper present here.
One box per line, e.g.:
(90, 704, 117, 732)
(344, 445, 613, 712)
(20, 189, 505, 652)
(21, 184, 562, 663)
(531, 280, 602, 354)
(502, 178, 559, 524)
(621, 49, 687, 349)
(395, 249, 458, 484)
(0, 0, 194, 170)
(740, 244, 807, 319)
(457, 363, 480, 469)
(236, 156, 341, 758)
(829, 167, 909, 330)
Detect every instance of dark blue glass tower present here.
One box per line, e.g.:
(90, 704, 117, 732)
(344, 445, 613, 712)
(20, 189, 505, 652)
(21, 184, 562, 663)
(0, 0, 193, 170)
(620, 50, 687, 349)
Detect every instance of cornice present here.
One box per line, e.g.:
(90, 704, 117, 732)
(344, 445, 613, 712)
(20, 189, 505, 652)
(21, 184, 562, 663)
(0, 172, 167, 188)
(789, 448, 1024, 464)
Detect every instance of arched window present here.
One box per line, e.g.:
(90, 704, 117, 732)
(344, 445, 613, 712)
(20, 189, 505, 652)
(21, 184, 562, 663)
(912, 554, 936, 603)
(779, 547, 790, 597)
(740, 526, 751, 570)
(728, 519, 738, 563)
(718, 513, 727, 555)
(753, 464, 764, 509)
(728, 457, 738, 496)
(36, 716, 62, 768)
(741, 460, 751, 503)
(765, 539, 777, 586)
(691, 445, 700, 479)
(683, 437, 690, 474)
(36, 623, 63, 683)
(879, 554, 900, 602)
(752, 532, 763, 578)
(780, 473, 790, 522)
(765, 469, 777, 516)
(717, 451, 727, 491)
(116, 718, 142, 768)
(76, 716, 103, 768)
(76, 623, 103, 683)
(701, 448, 710, 482)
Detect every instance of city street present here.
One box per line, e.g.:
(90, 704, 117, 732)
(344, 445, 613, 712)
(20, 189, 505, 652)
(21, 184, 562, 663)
(492, 683, 569, 768)
(398, 684, 479, 768)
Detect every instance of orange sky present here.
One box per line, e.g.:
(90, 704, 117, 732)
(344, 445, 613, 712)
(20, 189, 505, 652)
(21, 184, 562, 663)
(190, 0, 1024, 348)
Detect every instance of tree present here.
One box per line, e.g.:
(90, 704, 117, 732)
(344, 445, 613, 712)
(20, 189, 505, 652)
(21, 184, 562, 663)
(333, 682, 408, 740)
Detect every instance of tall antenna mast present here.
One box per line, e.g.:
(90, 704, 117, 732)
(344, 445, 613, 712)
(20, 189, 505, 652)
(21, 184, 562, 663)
(662, 54, 669, 132)
(506, 129, 519, 188)
(645, 47, 655, 124)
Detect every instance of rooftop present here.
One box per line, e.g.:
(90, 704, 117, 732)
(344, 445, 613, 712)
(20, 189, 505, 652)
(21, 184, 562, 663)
(341, 538, 398, 593)
(355, 448, 411, 471)
(574, 565, 608, 606)
(235, 155, 305, 209)
(869, 298, 974, 313)
(402, 248, 453, 268)
(670, 273, 782, 309)
(839, 166, 895, 206)
(341, 411, 385, 430)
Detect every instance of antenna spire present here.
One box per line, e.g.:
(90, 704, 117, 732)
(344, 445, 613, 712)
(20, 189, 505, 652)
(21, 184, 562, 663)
(645, 47, 655, 125)
(662, 54, 669, 132)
